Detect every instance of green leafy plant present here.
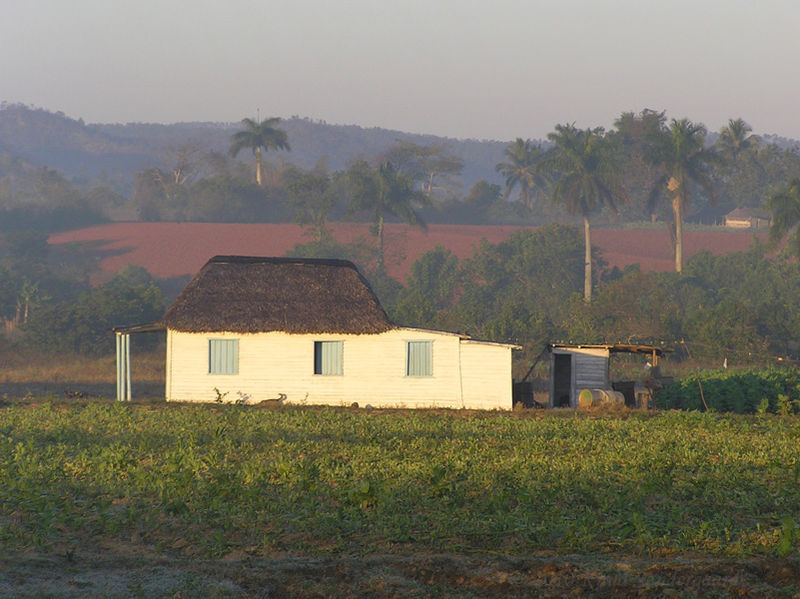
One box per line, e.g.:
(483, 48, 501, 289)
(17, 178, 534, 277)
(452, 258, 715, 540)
(657, 366, 800, 414)
(1, 399, 799, 560)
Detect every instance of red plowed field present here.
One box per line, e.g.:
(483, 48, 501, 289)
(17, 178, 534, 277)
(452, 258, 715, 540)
(49, 222, 764, 282)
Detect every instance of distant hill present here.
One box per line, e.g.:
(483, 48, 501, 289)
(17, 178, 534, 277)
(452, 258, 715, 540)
(0, 103, 509, 193)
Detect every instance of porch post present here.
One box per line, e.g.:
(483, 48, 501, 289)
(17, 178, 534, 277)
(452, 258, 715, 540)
(125, 333, 132, 401)
(116, 332, 131, 401)
(116, 333, 121, 401)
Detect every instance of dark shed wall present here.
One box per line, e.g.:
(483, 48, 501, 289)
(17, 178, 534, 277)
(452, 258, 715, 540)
(549, 347, 610, 407)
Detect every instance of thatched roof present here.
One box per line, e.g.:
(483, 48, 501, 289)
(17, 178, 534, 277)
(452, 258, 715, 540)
(161, 256, 395, 334)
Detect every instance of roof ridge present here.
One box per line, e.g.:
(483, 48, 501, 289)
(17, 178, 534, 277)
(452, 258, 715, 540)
(208, 255, 358, 268)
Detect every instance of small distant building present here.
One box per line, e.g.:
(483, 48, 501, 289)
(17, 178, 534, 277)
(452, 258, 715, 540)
(115, 256, 519, 410)
(724, 207, 771, 230)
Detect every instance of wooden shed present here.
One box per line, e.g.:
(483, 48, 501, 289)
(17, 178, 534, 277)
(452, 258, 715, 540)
(548, 343, 669, 408)
(116, 256, 520, 410)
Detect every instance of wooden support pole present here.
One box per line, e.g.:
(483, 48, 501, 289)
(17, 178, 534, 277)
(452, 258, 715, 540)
(116, 333, 122, 401)
(116, 333, 132, 401)
(125, 333, 131, 401)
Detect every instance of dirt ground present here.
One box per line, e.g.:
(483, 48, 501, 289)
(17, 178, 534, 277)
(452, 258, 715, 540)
(2, 550, 799, 598)
(49, 222, 764, 283)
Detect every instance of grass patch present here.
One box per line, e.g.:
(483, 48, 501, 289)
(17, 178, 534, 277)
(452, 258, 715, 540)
(0, 350, 164, 384)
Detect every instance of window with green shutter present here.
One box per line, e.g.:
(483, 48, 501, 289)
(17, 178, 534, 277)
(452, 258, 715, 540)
(209, 339, 239, 375)
(406, 340, 432, 377)
(314, 341, 343, 375)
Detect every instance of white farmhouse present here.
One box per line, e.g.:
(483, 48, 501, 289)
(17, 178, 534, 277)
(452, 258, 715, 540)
(116, 256, 518, 410)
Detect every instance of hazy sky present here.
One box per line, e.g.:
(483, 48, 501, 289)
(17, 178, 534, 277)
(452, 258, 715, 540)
(2, 0, 799, 141)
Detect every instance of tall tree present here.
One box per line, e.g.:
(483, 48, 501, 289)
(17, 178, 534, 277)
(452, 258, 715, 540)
(345, 160, 430, 271)
(495, 138, 547, 209)
(713, 118, 765, 212)
(645, 118, 717, 273)
(767, 178, 800, 257)
(281, 161, 336, 242)
(546, 124, 624, 302)
(229, 117, 290, 186)
(383, 140, 464, 197)
(612, 109, 666, 221)
(614, 109, 666, 143)
(162, 142, 202, 185)
(715, 118, 760, 164)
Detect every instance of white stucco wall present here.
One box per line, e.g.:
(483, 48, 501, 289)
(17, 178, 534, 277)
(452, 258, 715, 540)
(166, 327, 514, 410)
(459, 340, 514, 410)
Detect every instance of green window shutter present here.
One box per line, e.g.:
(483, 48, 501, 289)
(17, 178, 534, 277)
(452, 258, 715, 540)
(406, 340, 432, 377)
(209, 339, 239, 374)
(314, 341, 343, 375)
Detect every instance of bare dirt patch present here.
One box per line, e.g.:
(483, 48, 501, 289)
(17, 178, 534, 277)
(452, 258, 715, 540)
(2, 551, 798, 598)
(49, 223, 763, 283)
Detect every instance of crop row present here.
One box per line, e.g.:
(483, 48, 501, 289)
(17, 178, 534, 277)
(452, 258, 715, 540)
(0, 401, 799, 559)
(657, 366, 800, 414)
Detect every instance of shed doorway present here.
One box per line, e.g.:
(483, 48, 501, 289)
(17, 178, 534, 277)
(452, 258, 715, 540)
(553, 353, 572, 407)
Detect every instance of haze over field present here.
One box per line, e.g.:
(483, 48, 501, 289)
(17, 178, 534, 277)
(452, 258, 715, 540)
(3, 1, 800, 140)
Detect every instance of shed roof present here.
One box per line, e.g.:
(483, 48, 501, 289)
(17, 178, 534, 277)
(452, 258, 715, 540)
(548, 343, 672, 357)
(160, 256, 395, 334)
(725, 207, 770, 220)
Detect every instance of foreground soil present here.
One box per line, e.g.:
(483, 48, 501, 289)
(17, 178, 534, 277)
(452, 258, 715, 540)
(3, 550, 799, 598)
(49, 222, 764, 283)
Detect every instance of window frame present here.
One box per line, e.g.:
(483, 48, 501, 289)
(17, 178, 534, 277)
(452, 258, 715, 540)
(208, 338, 239, 375)
(314, 340, 344, 376)
(405, 340, 433, 377)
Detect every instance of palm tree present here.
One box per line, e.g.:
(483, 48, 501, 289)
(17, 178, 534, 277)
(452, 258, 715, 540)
(346, 160, 430, 271)
(495, 138, 547, 209)
(645, 118, 717, 273)
(767, 178, 800, 257)
(546, 124, 624, 302)
(229, 117, 290, 186)
(716, 118, 760, 164)
(614, 109, 666, 144)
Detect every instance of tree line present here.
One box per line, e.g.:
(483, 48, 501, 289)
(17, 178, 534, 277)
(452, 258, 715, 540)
(2, 220, 800, 370)
(286, 225, 800, 370)
(7, 109, 800, 281)
(138, 112, 800, 289)
(3, 109, 800, 369)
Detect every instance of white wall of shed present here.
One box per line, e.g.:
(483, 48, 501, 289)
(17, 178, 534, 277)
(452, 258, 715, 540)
(459, 340, 513, 410)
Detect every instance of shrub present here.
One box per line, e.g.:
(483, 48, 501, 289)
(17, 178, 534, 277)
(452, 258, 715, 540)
(657, 366, 800, 414)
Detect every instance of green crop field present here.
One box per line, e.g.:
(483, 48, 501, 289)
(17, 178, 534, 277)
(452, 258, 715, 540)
(1, 399, 799, 597)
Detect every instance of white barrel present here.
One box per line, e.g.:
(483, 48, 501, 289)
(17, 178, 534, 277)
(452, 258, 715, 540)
(578, 388, 625, 408)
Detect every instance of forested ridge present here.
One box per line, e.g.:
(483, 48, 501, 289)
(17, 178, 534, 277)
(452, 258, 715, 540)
(3, 103, 799, 232)
(0, 103, 506, 196)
